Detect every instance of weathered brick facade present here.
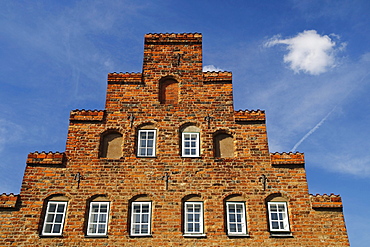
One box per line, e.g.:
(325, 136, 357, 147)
(0, 33, 349, 246)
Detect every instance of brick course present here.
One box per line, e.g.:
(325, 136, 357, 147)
(0, 33, 349, 246)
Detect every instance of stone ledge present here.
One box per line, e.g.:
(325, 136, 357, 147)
(0, 193, 19, 208)
(270, 152, 305, 165)
(27, 151, 66, 166)
(203, 71, 232, 83)
(145, 33, 202, 43)
(310, 194, 343, 208)
(107, 72, 143, 84)
(69, 110, 105, 122)
(234, 109, 265, 122)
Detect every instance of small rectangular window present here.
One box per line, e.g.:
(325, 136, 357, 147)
(137, 130, 156, 157)
(87, 202, 110, 236)
(182, 133, 200, 157)
(184, 202, 204, 235)
(131, 202, 152, 236)
(268, 202, 290, 232)
(42, 201, 67, 236)
(226, 202, 247, 235)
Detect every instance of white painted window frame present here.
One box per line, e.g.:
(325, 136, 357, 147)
(267, 202, 290, 232)
(184, 201, 204, 236)
(226, 202, 247, 235)
(137, 129, 157, 157)
(182, 132, 200, 157)
(131, 201, 152, 236)
(87, 201, 110, 236)
(42, 201, 67, 236)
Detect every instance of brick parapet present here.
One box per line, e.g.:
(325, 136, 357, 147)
(203, 71, 232, 83)
(0, 193, 19, 209)
(107, 72, 142, 84)
(234, 109, 265, 122)
(270, 152, 305, 165)
(144, 33, 202, 43)
(310, 194, 343, 208)
(69, 110, 105, 122)
(26, 151, 66, 166)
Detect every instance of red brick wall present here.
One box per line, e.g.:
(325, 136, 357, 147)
(0, 33, 349, 246)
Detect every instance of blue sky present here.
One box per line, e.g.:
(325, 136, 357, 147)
(0, 0, 369, 245)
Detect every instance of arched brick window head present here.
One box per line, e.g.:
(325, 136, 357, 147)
(159, 78, 178, 104)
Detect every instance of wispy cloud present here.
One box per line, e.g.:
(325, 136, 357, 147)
(291, 106, 336, 152)
(203, 65, 224, 72)
(264, 30, 345, 75)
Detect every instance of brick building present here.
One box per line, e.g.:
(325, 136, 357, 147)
(0, 33, 349, 246)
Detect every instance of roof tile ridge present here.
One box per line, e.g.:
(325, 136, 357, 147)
(1, 193, 19, 197)
(29, 151, 63, 154)
(109, 72, 141, 75)
(235, 109, 265, 113)
(71, 109, 104, 112)
(271, 151, 304, 155)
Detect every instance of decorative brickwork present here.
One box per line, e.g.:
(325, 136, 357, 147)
(0, 33, 349, 246)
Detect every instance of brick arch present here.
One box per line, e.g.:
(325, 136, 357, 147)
(159, 76, 179, 104)
(265, 192, 289, 203)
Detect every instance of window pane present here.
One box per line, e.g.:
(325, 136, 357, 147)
(141, 225, 149, 234)
(44, 224, 52, 233)
(142, 214, 149, 223)
(53, 224, 61, 233)
(57, 204, 65, 213)
(48, 203, 56, 212)
(55, 214, 63, 223)
(46, 214, 54, 223)
(187, 223, 193, 232)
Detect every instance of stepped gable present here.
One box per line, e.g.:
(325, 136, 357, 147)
(144, 32, 202, 43)
(203, 71, 232, 83)
(69, 109, 105, 122)
(310, 194, 343, 208)
(107, 72, 142, 84)
(0, 193, 19, 209)
(234, 109, 265, 122)
(270, 152, 305, 165)
(26, 151, 66, 166)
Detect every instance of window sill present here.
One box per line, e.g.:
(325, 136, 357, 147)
(39, 234, 64, 238)
(129, 234, 153, 238)
(85, 235, 108, 238)
(183, 233, 206, 238)
(269, 232, 293, 238)
(227, 233, 250, 238)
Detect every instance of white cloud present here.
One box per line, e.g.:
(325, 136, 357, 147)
(203, 65, 223, 72)
(265, 30, 344, 75)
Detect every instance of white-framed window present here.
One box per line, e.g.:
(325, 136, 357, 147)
(137, 130, 156, 157)
(226, 202, 247, 235)
(268, 202, 290, 232)
(182, 132, 200, 157)
(87, 202, 110, 236)
(184, 201, 204, 235)
(131, 202, 152, 236)
(42, 201, 67, 236)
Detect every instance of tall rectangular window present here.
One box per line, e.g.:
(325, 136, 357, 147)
(184, 202, 204, 235)
(182, 133, 200, 157)
(42, 201, 67, 236)
(137, 130, 156, 157)
(131, 202, 152, 236)
(226, 202, 247, 235)
(268, 202, 290, 232)
(87, 202, 110, 236)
